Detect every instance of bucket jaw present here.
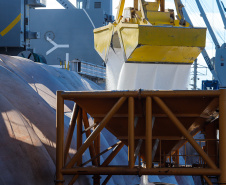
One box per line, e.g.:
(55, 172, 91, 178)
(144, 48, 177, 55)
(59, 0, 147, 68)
(94, 0, 206, 64)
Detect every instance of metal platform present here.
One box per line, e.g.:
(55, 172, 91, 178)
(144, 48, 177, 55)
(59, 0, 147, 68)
(56, 90, 226, 185)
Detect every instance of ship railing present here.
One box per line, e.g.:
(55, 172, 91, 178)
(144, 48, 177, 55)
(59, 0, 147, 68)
(70, 60, 106, 80)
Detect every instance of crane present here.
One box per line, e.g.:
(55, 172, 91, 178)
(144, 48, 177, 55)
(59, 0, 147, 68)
(194, 0, 226, 88)
(216, 0, 226, 29)
(181, 0, 219, 88)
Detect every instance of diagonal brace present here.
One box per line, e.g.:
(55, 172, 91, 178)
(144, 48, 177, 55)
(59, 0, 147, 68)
(82, 110, 98, 166)
(101, 142, 124, 185)
(66, 97, 127, 168)
(203, 175, 213, 185)
(82, 141, 122, 167)
(153, 96, 218, 169)
(101, 142, 125, 167)
(64, 104, 80, 163)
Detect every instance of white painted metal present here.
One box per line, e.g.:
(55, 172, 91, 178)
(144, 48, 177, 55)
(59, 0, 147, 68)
(56, 0, 76, 9)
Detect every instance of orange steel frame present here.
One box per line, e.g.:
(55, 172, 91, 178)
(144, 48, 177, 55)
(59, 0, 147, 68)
(55, 90, 226, 185)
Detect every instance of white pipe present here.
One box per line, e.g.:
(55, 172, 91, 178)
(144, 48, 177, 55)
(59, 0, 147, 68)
(66, 53, 69, 70)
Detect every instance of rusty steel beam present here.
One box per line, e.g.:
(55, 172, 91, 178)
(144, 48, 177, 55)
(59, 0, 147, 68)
(100, 142, 124, 185)
(203, 175, 213, 185)
(102, 175, 112, 185)
(56, 91, 65, 185)
(91, 113, 201, 118)
(153, 96, 218, 170)
(64, 104, 79, 163)
(94, 124, 101, 166)
(62, 91, 139, 99)
(82, 110, 98, 166)
(146, 96, 152, 169)
(93, 175, 101, 185)
(61, 167, 221, 176)
(219, 89, 226, 184)
(175, 149, 180, 165)
(82, 141, 122, 167)
(68, 175, 79, 185)
(117, 136, 183, 140)
(77, 108, 83, 166)
(141, 90, 220, 97)
(128, 97, 135, 168)
(160, 0, 165, 12)
(61, 90, 220, 100)
(94, 122, 101, 185)
(101, 142, 125, 167)
(66, 97, 127, 168)
(134, 0, 138, 10)
(82, 123, 97, 134)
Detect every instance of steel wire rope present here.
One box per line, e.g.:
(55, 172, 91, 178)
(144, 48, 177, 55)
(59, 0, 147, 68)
(182, 0, 214, 84)
(202, 0, 225, 44)
(186, 0, 214, 44)
(185, 0, 215, 63)
(195, 0, 224, 46)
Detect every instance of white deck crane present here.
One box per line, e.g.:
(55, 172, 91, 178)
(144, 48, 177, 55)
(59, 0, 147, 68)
(181, 0, 220, 88)
(216, 0, 226, 29)
(195, 0, 226, 88)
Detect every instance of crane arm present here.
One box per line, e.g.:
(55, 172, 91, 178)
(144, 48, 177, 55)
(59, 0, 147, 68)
(221, 1, 226, 11)
(201, 49, 220, 82)
(216, 0, 226, 29)
(182, 2, 220, 82)
(195, 0, 220, 48)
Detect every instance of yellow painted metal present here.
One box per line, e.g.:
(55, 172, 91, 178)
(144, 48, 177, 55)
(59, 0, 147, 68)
(0, 13, 21, 37)
(94, 0, 206, 64)
(93, 23, 114, 61)
(145, 2, 160, 11)
(118, 24, 206, 63)
(116, 0, 125, 23)
(127, 45, 203, 63)
(160, 0, 165, 12)
(118, 23, 139, 59)
(138, 0, 146, 20)
(174, 0, 182, 20)
(147, 12, 171, 25)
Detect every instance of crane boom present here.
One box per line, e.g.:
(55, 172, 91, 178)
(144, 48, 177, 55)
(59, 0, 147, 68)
(195, 0, 220, 48)
(182, 1, 220, 82)
(221, 1, 226, 11)
(216, 0, 226, 29)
